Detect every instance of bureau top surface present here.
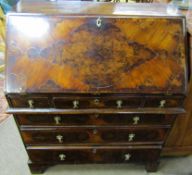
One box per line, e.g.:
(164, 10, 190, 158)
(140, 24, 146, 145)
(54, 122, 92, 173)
(13, 1, 182, 17)
(5, 2, 188, 94)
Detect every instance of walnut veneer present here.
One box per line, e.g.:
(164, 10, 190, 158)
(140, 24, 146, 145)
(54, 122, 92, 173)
(5, 1, 189, 173)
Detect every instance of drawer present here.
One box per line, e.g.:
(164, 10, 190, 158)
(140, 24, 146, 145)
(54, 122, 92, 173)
(143, 97, 183, 108)
(27, 146, 161, 164)
(53, 96, 142, 109)
(9, 96, 50, 108)
(21, 127, 169, 145)
(15, 114, 175, 126)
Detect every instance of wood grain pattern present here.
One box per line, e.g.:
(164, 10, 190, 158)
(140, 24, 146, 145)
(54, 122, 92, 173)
(7, 94, 184, 108)
(4, 2, 189, 173)
(27, 146, 161, 164)
(15, 114, 175, 126)
(163, 33, 192, 155)
(6, 15, 187, 94)
(20, 127, 169, 145)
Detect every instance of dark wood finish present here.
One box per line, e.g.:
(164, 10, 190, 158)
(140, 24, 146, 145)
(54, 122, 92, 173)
(5, 1, 189, 173)
(6, 107, 186, 115)
(28, 162, 49, 174)
(27, 146, 161, 164)
(145, 161, 159, 172)
(15, 114, 175, 126)
(53, 96, 183, 109)
(21, 127, 169, 145)
(10, 96, 50, 108)
(7, 94, 185, 108)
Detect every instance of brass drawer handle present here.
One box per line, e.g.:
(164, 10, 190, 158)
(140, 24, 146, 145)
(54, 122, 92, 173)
(28, 100, 34, 108)
(54, 116, 61, 125)
(93, 129, 98, 134)
(133, 116, 140, 125)
(159, 100, 166, 108)
(128, 133, 135, 142)
(56, 135, 63, 143)
(94, 99, 100, 105)
(73, 100, 79, 109)
(124, 153, 131, 161)
(116, 100, 123, 109)
(92, 148, 97, 154)
(59, 154, 66, 161)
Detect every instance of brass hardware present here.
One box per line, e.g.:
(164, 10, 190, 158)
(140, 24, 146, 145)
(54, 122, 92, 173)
(92, 148, 97, 154)
(124, 153, 131, 161)
(59, 154, 66, 161)
(56, 135, 63, 143)
(128, 133, 135, 142)
(96, 17, 102, 28)
(54, 116, 61, 125)
(159, 100, 166, 108)
(73, 100, 79, 109)
(116, 100, 123, 109)
(93, 129, 98, 134)
(133, 116, 140, 125)
(28, 100, 34, 108)
(94, 99, 100, 105)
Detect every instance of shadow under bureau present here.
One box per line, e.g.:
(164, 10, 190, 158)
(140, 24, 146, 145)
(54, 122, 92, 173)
(5, 1, 189, 174)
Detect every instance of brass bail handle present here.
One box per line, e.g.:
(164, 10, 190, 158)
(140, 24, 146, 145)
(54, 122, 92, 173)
(124, 153, 131, 161)
(28, 100, 34, 108)
(59, 154, 66, 161)
(73, 100, 79, 109)
(116, 100, 123, 109)
(159, 100, 166, 108)
(54, 116, 61, 125)
(56, 135, 63, 143)
(128, 133, 135, 142)
(133, 116, 140, 125)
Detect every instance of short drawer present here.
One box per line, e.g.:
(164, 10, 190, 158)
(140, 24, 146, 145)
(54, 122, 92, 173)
(28, 146, 161, 164)
(15, 114, 175, 126)
(53, 96, 142, 109)
(9, 96, 50, 108)
(21, 127, 169, 145)
(143, 97, 183, 108)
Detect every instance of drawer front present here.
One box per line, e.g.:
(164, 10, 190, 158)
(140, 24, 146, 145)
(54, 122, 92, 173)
(15, 114, 175, 126)
(28, 147, 161, 163)
(21, 128, 169, 145)
(53, 97, 142, 109)
(143, 97, 183, 108)
(10, 96, 50, 108)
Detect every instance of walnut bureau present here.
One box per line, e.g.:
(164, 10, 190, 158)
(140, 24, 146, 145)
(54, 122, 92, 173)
(5, 1, 189, 174)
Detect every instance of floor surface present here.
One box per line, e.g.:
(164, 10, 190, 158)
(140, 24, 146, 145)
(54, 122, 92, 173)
(0, 117, 192, 175)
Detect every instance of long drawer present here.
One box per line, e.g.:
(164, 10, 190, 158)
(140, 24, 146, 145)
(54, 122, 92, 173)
(27, 146, 161, 164)
(15, 114, 175, 126)
(21, 127, 169, 145)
